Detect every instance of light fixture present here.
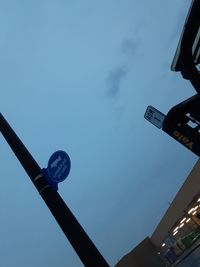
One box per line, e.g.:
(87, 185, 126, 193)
(193, 205, 199, 211)
(173, 231, 178, 236)
(192, 211, 197, 215)
(162, 243, 166, 247)
(180, 217, 187, 224)
(173, 226, 179, 232)
(179, 223, 184, 228)
(197, 198, 200, 202)
(188, 208, 194, 214)
(186, 218, 191, 223)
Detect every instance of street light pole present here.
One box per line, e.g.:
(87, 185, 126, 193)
(0, 113, 109, 267)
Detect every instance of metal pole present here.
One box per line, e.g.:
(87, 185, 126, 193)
(0, 113, 109, 267)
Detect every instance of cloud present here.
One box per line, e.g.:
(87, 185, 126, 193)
(121, 39, 139, 57)
(105, 37, 139, 98)
(105, 66, 129, 98)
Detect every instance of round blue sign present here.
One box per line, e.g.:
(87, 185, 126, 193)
(47, 150, 71, 183)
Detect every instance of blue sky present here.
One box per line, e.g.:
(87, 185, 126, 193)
(0, 0, 197, 266)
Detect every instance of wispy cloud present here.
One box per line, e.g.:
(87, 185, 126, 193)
(121, 39, 139, 57)
(105, 36, 139, 98)
(105, 66, 129, 98)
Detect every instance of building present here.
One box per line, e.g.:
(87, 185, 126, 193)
(116, 159, 200, 266)
(116, 1, 200, 265)
(115, 237, 165, 267)
(151, 160, 200, 248)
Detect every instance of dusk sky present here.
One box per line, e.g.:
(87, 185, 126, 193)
(0, 1, 198, 266)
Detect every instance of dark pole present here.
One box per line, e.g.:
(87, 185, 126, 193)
(0, 113, 109, 267)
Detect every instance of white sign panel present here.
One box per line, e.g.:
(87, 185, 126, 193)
(144, 106, 166, 129)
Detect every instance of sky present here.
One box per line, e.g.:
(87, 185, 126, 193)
(0, 0, 197, 266)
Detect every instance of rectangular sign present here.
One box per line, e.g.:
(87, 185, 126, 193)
(144, 106, 166, 129)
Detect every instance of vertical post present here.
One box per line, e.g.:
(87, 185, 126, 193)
(0, 113, 109, 267)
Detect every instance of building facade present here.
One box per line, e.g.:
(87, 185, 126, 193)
(116, 160, 200, 266)
(115, 237, 165, 267)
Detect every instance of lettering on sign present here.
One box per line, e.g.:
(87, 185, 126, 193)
(144, 106, 165, 129)
(47, 150, 71, 184)
(173, 131, 193, 149)
(50, 156, 62, 168)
